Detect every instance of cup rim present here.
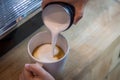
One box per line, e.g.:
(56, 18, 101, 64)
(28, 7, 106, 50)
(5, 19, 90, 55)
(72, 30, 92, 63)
(27, 31, 70, 64)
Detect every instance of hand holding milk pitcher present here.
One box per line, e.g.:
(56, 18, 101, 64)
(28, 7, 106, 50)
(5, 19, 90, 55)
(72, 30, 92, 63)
(19, 0, 88, 80)
(42, 0, 88, 24)
(42, 0, 88, 57)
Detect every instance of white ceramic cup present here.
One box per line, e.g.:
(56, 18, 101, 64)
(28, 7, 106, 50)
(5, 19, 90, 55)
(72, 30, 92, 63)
(27, 31, 69, 76)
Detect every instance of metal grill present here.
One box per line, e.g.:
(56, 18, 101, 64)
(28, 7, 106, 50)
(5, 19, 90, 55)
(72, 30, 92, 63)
(0, 0, 42, 36)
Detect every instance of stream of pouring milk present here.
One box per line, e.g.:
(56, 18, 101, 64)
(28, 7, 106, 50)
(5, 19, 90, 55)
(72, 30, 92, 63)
(42, 5, 70, 57)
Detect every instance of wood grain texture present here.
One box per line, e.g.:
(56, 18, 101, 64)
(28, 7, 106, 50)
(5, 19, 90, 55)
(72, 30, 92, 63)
(0, 0, 120, 80)
(105, 63, 120, 80)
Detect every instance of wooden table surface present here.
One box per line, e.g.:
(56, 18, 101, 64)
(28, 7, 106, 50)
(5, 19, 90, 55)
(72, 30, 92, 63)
(0, 0, 120, 80)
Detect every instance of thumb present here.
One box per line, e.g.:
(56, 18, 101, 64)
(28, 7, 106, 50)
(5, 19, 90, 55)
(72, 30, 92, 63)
(25, 63, 46, 77)
(25, 63, 54, 80)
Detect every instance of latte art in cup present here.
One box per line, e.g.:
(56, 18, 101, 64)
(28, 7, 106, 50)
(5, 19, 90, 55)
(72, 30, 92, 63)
(32, 44, 65, 63)
(28, 31, 69, 76)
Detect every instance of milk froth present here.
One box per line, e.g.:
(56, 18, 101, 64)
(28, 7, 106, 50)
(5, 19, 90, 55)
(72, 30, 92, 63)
(32, 44, 64, 62)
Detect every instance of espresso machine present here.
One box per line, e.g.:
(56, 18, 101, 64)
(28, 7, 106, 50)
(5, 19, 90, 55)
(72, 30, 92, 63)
(0, 0, 43, 56)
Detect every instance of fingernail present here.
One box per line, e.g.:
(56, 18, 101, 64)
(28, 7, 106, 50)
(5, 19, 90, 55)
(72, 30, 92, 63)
(25, 64, 30, 68)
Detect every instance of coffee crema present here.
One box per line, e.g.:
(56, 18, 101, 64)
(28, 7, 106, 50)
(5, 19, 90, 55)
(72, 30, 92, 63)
(32, 44, 65, 62)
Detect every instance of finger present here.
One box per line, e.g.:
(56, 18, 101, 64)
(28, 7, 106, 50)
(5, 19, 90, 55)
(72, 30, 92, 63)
(25, 63, 42, 76)
(27, 63, 55, 80)
(27, 63, 47, 77)
(74, 11, 83, 24)
(23, 64, 34, 80)
(42, 0, 52, 8)
(19, 72, 25, 80)
(19, 74, 22, 80)
(42, 0, 72, 8)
